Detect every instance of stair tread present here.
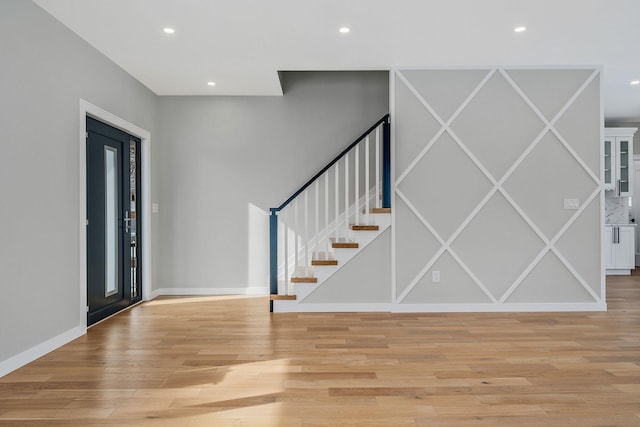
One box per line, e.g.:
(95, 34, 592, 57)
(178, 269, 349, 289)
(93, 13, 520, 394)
(312, 259, 339, 266)
(291, 277, 318, 283)
(270, 294, 297, 300)
(351, 224, 379, 231)
(330, 237, 359, 249)
(333, 243, 358, 248)
(371, 207, 391, 213)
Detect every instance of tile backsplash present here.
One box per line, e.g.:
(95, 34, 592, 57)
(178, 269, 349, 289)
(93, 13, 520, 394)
(605, 193, 629, 224)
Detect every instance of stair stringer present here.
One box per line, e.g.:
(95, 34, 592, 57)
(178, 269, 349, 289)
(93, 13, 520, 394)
(274, 213, 390, 312)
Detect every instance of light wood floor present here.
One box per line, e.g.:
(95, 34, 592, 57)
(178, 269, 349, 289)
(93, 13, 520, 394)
(1, 277, 639, 427)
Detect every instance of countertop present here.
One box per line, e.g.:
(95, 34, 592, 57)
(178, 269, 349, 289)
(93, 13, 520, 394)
(605, 223, 637, 227)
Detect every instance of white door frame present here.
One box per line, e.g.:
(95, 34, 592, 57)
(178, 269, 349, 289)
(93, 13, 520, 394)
(79, 99, 152, 331)
(633, 156, 640, 266)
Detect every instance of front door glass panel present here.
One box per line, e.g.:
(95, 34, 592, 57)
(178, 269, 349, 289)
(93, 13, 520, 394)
(104, 146, 119, 297)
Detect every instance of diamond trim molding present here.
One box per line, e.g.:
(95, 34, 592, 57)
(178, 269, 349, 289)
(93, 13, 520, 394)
(393, 67, 602, 306)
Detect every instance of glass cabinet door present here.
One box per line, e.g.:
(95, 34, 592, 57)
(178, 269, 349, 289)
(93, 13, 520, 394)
(604, 138, 613, 189)
(618, 138, 630, 195)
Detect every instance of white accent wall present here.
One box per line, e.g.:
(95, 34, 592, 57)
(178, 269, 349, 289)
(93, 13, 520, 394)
(393, 67, 604, 311)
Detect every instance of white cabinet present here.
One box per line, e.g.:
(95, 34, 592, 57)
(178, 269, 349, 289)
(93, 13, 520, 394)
(604, 227, 614, 268)
(604, 128, 636, 197)
(605, 225, 635, 275)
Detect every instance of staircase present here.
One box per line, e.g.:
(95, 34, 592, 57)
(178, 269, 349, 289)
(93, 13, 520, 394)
(269, 115, 391, 311)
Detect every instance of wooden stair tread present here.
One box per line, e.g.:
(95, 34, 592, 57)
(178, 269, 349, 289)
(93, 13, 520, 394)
(371, 207, 391, 213)
(312, 259, 339, 266)
(361, 207, 392, 214)
(270, 294, 297, 300)
(333, 243, 358, 248)
(330, 238, 359, 249)
(291, 277, 318, 283)
(351, 224, 379, 231)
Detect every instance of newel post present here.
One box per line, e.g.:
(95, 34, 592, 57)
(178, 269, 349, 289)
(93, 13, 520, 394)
(269, 210, 278, 312)
(382, 117, 391, 209)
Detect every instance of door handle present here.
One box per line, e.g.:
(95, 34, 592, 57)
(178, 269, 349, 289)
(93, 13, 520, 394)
(124, 211, 131, 233)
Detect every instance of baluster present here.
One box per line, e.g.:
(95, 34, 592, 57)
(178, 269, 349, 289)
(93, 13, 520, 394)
(283, 208, 289, 295)
(294, 199, 298, 278)
(335, 162, 339, 241)
(344, 153, 349, 237)
(376, 126, 380, 209)
(355, 144, 360, 226)
(314, 180, 319, 262)
(365, 135, 370, 225)
(325, 172, 329, 255)
(304, 190, 309, 276)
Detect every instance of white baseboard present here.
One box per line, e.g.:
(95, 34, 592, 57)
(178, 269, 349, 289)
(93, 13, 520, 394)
(155, 287, 269, 296)
(0, 326, 84, 378)
(392, 302, 607, 313)
(274, 301, 607, 313)
(274, 302, 391, 312)
(605, 269, 632, 276)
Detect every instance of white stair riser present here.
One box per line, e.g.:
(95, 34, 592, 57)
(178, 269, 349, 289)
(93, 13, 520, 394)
(284, 213, 391, 302)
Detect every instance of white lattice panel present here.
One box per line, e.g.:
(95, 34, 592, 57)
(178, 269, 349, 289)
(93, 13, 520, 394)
(393, 67, 603, 310)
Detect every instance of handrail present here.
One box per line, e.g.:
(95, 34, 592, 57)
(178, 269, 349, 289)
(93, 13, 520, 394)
(270, 114, 390, 213)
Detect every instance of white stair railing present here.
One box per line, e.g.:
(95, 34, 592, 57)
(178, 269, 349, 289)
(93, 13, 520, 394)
(269, 115, 390, 307)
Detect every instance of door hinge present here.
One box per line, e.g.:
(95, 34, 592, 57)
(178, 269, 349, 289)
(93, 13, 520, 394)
(86, 219, 89, 226)
(86, 305, 90, 313)
(85, 132, 88, 139)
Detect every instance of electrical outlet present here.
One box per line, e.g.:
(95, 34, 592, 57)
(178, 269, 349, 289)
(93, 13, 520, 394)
(563, 198, 579, 210)
(432, 270, 440, 283)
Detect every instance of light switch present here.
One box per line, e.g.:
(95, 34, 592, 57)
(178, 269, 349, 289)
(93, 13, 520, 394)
(432, 270, 440, 283)
(563, 198, 579, 210)
(152, 203, 159, 213)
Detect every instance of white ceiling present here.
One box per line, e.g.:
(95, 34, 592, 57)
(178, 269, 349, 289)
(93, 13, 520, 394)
(33, 0, 640, 121)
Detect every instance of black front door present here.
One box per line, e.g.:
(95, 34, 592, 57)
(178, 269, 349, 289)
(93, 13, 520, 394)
(86, 116, 141, 325)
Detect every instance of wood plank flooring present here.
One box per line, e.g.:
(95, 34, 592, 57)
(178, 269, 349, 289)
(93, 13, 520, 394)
(0, 277, 639, 426)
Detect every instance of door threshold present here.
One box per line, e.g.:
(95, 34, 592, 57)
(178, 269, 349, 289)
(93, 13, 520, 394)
(88, 300, 144, 329)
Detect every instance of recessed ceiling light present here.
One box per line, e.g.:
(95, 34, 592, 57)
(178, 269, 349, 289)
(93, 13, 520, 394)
(207, 81, 216, 86)
(514, 26, 527, 33)
(339, 27, 350, 34)
(163, 27, 175, 34)
(631, 80, 640, 86)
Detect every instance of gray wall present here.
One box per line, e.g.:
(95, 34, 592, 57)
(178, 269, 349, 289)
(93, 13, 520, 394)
(0, 1, 388, 371)
(0, 1, 158, 364)
(155, 71, 389, 291)
(394, 68, 602, 308)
